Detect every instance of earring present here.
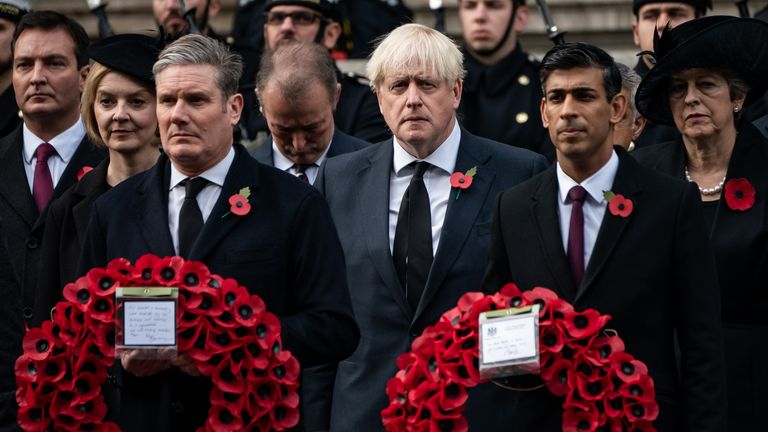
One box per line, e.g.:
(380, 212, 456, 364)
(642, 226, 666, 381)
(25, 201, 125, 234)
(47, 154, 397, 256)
(734, 105, 741, 113)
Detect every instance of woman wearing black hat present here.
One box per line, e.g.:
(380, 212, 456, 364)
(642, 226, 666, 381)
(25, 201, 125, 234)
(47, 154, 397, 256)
(32, 34, 161, 326)
(633, 16, 768, 430)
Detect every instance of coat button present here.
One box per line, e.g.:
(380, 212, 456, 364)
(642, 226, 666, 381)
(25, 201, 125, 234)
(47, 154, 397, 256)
(26, 237, 38, 249)
(171, 400, 184, 413)
(22, 307, 33, 319)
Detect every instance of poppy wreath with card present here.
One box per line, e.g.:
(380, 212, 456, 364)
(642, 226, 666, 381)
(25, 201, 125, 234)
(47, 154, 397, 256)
(15, 254, 300, 432)
(380, 283, 659, 432)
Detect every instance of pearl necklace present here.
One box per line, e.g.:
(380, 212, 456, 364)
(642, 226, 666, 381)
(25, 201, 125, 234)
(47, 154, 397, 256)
(684, 166, 726, 196)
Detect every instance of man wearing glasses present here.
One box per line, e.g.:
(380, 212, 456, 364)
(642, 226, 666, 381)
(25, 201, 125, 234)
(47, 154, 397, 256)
(260, 0, 389, 143)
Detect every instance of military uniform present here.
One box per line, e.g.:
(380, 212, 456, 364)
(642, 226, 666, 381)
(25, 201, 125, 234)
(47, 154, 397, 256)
(459, 45, 553, 160)
(335, 69, 389, 143)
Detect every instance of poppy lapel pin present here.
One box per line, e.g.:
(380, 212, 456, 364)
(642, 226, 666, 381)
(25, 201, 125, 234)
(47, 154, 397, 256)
(603, 191, 633, 218)
(450, 166, 477, 200)
(724, 178, 755, 211)
(222, 187, 252, 218)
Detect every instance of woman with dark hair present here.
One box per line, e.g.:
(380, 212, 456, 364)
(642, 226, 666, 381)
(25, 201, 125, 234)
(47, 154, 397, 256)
(33, 34, 161, 326)
(633, 16, 768, 430)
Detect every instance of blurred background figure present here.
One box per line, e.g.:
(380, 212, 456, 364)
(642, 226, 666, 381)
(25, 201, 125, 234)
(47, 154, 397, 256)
(614, 62, 646, 151)
(0, 0, 30, 139)
(633, 16, 768, 431)
(457, 0, 552, 159)
(0, 221, 21, 430)
(34, 33, 161, 326)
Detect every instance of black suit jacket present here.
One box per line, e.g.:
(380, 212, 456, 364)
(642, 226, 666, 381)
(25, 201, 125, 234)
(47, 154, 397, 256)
(313, 128, 547, 431)
(0, 220, 22, 432)
(250, 129, 369, 171)
(633, 123, 768, 430)
(32, 159, 112, 326)
(483, 147, 726, 432)
(78, 144, 359, 431)
(0, 125, 106, 323)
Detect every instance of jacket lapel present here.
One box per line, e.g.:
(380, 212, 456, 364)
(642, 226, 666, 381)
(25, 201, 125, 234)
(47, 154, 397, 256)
(133, 156, 175, 258)
(359, 142, 413, 319)
(190, 146, 259, 262)
(576, 149, 641, 301)
(71, 159, 110, 245)
(0, 128, 37, 227)
(530, 168, 578, 300)
(415, 132, 494, 318)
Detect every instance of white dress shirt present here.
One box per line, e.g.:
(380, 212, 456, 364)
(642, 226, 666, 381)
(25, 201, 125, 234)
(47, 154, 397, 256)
(22, 119, 86, 193)
(271, 138, 331, 185)
(168, 147, 235, 255)
(556, 150, 619, 271)
(388, 120, 461, 256)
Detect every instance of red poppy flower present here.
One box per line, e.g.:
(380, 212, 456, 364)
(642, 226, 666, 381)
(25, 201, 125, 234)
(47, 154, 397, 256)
(133, 254, 162, 283)
(233, 294, 266, 328)
(583, 335, 625, 366)
(562, 405, 598, 432)
(450, 172, 473, 189)
(152, 256, 185, 285)
(541, 357, 573, 396)
(241, 337, 271, 371)
(438, 382, 468, 411)
(177, 319, 207, 352)
(607, 193, 633, 217)
(249, 378, 279, 410)
(562, 310, 610, 339)
(85, 268, 118, 298)
(575, 372, 612, 402)
(270, 400, 299, 430)
(63, 278, 93, 310)
(90, 322, 116, 358)
(73, 352, 107, 385)
(206, 327, 237, 355)
(210, 387, 246, 412)
(380, 402, 407, 432)
(623, 420, 656, 431)
(229, 193, 251, 216)
(610, 352, 649, 384)
(77, 166, 93, 181)
(178, 260, 211, 293)
(186, 290, 224, 318)
(36, 354, 67, 385)
(725, 178, 756, 211)
(105, 258, 134, 285)
(602, 391, 625, 418)
(618, 374, 656, 402)
(624, 398, 659, 422)
(207, 404, 244, 432)
(17, 403, 50, 432)
(271, 351, 300, 385)
(431, 408, 469, 432)
(456, 292, 485, 313)
(212, 360, 246, 394)
(254, 312, 281, 350)
(540, 324, 566, 354)
(72, 372, 102, 403)
(23, 323, 55, 361)
(385, 376, 406, 404)
(88, 296, 115, 323)
(15, 356, 40, 384)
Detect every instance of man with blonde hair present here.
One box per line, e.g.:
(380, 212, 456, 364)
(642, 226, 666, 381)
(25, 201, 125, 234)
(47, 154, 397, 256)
(313, 22, 547, 431)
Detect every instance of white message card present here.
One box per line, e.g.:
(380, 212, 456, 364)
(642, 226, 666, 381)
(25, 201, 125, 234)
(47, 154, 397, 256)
(123, 300, 176, 346)
(480, 313, 537, 364)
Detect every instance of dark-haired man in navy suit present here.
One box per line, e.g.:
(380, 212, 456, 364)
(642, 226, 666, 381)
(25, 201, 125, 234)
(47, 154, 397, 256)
(483, 42, 725, 431)
(79, 34, 358, 432)
(250, 41, 368, 184)
(312, 23, 547, 431)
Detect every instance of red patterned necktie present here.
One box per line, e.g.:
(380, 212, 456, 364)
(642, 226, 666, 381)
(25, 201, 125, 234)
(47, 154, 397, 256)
(32, 143, 57, 213)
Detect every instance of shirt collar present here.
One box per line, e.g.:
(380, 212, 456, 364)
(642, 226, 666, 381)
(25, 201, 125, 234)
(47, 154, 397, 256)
(556, 149, 619, 204)
(169, 146, 236, 190)
(22, 118, 86, 164)
(270, 136, 332, 172)
(392, 120, 460, 176)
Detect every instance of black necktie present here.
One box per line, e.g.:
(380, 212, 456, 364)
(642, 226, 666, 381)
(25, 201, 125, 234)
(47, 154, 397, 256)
(294, 164, 311, 183)
(566, 185, 588, 294)
(393, 161, 433, 311)
(178, 177, 209, 258)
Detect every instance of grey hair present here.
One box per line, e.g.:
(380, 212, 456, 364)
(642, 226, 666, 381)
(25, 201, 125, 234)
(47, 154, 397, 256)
(153, 34, 243, 98)
(617, 63, 642, 122)
(256, 40, 338, 107)
(367, 23, 465, 91)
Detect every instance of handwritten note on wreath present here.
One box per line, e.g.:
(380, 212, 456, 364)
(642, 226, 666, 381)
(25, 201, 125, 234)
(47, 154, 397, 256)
(123, 301, 176, 346)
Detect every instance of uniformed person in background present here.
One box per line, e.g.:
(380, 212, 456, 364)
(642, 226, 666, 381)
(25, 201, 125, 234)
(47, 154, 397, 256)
(257, 0, 389, 144)
(629, 0, 709, 148)
(457, 0, 552, 160)
(338, 0, 412, 59)
(0, 0, 29, 139)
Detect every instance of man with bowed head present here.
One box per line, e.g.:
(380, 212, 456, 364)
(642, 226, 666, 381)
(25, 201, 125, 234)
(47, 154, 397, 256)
(78, 34, 358, 431)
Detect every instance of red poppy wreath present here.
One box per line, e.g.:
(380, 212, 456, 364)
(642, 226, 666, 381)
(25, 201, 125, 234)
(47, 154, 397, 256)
(381, 283, 659, 432)
(15, 255, 300, 432)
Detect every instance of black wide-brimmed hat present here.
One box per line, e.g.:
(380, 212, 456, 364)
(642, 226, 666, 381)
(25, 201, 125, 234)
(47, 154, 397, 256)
(265, 0, 339, 21)
(636, 16, 768, 126)
(87, 34, 161, 85)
